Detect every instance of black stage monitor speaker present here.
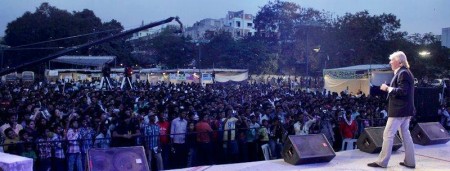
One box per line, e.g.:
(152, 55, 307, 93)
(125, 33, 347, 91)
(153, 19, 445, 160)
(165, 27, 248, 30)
(88, 146, 149, 171)
(282, 134, 336, 165)
(412, 122, 450, 145)
(357, 127, 402, 153)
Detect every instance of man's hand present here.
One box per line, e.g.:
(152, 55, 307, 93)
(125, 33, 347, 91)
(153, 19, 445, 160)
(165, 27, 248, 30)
(380, 84, 389, 92)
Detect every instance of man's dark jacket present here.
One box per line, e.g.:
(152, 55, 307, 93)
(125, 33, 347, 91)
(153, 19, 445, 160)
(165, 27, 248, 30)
(387, 66, 415, 117)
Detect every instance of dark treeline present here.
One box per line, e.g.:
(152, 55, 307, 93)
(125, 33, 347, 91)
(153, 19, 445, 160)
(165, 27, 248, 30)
(2, 1, 449, 78)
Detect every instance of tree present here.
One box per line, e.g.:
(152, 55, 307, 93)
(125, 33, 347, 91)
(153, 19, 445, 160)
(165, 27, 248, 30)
(140, 25, 195, 69)
(3, 2, 132, 70)
(201, 31, 236, 68)
(90, 19, 134, 66)
(254, 0, 331, 75)
(327, 11, 402, 67)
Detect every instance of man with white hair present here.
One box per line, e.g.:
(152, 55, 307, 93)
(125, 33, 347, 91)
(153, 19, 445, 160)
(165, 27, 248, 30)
(368, 51, 416, 168)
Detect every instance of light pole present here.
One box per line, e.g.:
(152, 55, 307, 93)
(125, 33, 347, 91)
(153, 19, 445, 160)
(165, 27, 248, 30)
(196, 43, 201, 69)
(0, 45, 9, 70)
(0, 47, 3, 70)
(297, 21, 324, 76)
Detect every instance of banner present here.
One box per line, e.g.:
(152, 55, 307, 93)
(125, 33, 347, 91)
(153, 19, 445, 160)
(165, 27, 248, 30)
(169, 74, 178, 81)
(201, 73, 213, 81)
(215, 72, 248, 82)
(48, 70, 59, 76)
(185, 73, 193, 81)
(178, 74, 186, 81)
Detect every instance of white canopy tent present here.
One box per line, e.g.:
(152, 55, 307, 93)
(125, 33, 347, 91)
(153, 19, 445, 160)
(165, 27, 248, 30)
(163, 68, 248, 83)
(51, 56, 116, 67)
(323, 64, 393, 95)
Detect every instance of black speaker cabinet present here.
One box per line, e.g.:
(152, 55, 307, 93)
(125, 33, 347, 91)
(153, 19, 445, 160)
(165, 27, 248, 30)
(357, 127, 402, 153)
(414, 87, 441, 122)
(412, 122, 450, 145)
(282, 134, 336, 165)
(88, 146, 149, 171)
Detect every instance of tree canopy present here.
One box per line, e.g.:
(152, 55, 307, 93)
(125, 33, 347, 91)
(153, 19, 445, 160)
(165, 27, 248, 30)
(3, 2, 133, 70)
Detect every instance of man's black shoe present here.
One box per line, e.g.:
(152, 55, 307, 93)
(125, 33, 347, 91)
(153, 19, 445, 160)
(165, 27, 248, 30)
(367, 162, 383, 168)
(399, 162, 415, 169)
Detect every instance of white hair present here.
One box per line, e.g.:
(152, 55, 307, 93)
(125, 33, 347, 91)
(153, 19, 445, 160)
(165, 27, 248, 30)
(389, 51, 410, 69)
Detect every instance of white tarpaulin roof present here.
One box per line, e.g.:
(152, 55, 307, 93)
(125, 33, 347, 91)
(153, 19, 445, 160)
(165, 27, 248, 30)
(325, 64, 390, 71)
(51, 56, 115, 67)
(323, 64, 392, 95)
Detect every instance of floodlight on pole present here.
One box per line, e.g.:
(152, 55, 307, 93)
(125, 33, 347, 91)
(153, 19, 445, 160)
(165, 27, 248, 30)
(419, 50, 430, 57)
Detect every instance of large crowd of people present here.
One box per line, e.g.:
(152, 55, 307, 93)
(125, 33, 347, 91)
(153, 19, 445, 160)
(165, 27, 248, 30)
(0, 78, 446, 171)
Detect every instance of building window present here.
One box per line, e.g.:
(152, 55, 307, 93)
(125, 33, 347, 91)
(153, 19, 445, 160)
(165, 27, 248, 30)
(247, 23, 252, 27)
(247, 32, 252, 36)
(236, 21, 241, 27)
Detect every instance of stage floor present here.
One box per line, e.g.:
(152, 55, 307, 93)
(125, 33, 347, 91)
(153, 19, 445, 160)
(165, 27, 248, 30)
(171, 142, 450, 171)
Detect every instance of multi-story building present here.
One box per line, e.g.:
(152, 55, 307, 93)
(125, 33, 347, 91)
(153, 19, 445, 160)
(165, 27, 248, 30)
(184, 10, 256, 41)
(442, 27, 450, 48)
(224, 10, 256, 38)
(184, 18, 225, 41)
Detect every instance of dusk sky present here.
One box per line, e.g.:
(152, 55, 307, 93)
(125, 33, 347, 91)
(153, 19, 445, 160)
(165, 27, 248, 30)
(1, 0, 449, 37)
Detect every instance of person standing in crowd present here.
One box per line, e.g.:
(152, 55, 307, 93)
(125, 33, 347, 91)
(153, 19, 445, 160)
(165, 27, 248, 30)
(66, 119, 82, 171)
(1, 114, 23, 138)
(259, 109, 270, 125)
(51, 124, 66, 171)
(223, 109, 239, 163)
(275, 106, 287, 124)
(368, 51, 416, 168)
(94, 123, 111, 149)
(302, 112, 318, 135)
(186, 122, 197, 167)
(112, 115, 141, 147)
(79, 118, 95, 171)
(157, 112, 170, 169)
(195, 114, 213, 165)
(246, 115, 260, 161)
(319, 109, 336, 147)
(143, 114, 163, 171)
(339, 111, 357, 139)
(258, 119, 269, 160)
(24, 119, 37, 140)
(355, 110, 370, 138)
(170, 110, 188, 168)
(36, 128, 52, 171)
(292, 114, 305, 135)
(19, 130, 37, 160)
(211, 110, 226, 164)
(268, 118, 283, 159)
(3, 127, 20, 154)
(438, 105, 450, 130)
(236, 114, 249, 162)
